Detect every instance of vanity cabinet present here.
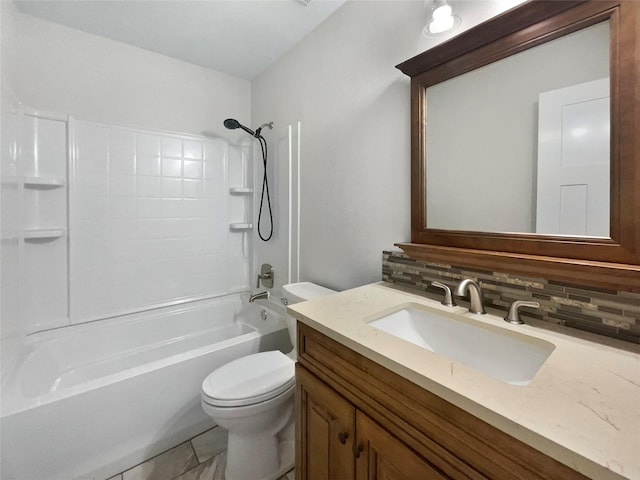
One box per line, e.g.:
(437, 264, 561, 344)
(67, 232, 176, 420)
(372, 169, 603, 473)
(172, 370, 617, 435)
(297, 365, 444, 480)
(295, 323, 590, 480)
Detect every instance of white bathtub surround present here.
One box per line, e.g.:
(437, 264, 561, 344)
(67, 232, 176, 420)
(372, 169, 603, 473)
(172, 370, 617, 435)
(0, 7, 285, 480)
(2, 111, 257, 336)
(0, 294, 290, 480)
(0, 88, 23, 374)
(0, 106, 71, 336)
(0, 110, 278, 480)
(70, 120, 252, 326)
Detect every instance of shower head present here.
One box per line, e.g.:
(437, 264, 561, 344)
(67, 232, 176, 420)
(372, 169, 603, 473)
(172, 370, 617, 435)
(223, 118, 256, 136)
(223, 118, 274, 138)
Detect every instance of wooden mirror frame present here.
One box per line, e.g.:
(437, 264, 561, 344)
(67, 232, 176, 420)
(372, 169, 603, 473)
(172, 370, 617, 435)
(396, 0, 640, 292)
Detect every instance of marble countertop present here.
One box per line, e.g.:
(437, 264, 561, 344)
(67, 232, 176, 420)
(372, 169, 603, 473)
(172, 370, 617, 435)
(288, 282, 640, 480)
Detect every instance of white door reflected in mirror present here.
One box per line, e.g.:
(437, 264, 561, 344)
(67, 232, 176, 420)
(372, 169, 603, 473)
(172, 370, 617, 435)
(536, 78, 610, 237)
(424, 21, 610, 236)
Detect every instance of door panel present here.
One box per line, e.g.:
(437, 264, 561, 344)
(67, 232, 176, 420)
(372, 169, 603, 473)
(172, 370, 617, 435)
(355, 411, 449, 480)
(536, 77, 610, 237)
(296, 364, 355, 480)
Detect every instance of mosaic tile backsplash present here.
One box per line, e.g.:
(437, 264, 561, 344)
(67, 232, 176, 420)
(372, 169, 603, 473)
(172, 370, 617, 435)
(382, 250, 640, 345)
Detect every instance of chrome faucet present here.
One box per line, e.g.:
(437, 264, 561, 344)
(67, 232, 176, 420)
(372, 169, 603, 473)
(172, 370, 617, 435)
(454, 278, 486, 314)
(249, 291, 269, 303)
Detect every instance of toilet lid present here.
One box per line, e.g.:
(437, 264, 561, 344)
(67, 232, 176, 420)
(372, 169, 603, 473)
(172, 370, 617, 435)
(202, 351, 295, 407)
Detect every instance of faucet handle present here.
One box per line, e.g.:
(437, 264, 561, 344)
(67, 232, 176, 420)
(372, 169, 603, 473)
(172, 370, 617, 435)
(431, 281, 456, 307)
(505, 300, 540, 325)
(257, 263, 274, 289)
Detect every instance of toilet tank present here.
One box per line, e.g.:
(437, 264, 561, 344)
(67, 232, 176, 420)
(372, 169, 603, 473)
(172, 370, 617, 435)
(282, 282, 337, 350)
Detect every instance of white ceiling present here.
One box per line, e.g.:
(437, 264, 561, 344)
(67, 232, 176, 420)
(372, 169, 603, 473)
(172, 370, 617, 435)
(14, 0, 348, 80)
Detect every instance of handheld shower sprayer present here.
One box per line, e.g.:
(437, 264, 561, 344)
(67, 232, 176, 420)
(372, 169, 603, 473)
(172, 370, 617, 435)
(223, 118, 275, 242)
(223, 118, 274, 139)
(223, 118, 256, 137)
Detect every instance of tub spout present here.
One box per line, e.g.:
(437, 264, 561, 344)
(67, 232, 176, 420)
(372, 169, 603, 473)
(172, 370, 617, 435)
(249, 291, 269, 303)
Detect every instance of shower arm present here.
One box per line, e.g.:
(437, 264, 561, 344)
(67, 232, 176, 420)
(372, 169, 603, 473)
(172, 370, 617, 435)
(254, 122, 274, 138)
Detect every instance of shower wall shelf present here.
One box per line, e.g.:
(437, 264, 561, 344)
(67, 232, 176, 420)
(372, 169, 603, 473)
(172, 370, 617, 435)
(227, 143, 253, 238)
(23, 228, 67, 240)
(229, 223, 253, 231)
(229, 187, 253, 195)
(16, 110, 70, 332)
(24, 177, 66, 188)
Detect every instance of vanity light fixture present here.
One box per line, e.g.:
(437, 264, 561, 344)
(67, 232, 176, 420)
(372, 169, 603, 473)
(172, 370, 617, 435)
(423, 0, 461, 37)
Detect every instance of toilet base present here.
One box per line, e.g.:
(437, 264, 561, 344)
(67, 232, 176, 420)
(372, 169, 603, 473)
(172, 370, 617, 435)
(206, 391, 294, 480)
(224, 437, 293, 480)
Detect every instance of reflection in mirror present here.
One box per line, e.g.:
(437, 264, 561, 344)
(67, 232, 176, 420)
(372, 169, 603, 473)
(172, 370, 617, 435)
(425, 21, 609, 237)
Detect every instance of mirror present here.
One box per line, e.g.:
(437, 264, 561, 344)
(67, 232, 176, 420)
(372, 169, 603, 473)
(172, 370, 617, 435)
(425, 21, 610, 237)
(396, 0, 640, 291)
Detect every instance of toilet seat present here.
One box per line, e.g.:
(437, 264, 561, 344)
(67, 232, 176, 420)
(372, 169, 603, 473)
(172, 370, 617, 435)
(202, 351, 295, 408)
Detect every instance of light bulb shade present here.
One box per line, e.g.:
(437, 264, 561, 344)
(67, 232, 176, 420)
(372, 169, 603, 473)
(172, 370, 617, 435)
(423, 0, 460, 38)
(428, 15, 455, 34)
(432, 3, 452, 20)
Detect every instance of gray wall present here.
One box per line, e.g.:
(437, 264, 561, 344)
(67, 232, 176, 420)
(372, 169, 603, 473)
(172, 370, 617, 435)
(252, 0, 529, 291)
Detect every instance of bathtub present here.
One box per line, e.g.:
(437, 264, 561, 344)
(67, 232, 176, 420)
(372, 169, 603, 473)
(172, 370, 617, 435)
(0, 294, 289, 480)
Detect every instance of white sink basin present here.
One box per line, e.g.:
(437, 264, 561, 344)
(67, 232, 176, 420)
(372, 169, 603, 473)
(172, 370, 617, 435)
(368, 305, 555, 385)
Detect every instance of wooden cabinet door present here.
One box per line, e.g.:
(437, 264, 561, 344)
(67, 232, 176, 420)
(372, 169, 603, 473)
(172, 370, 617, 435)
(355, 411, 450, 480)
(296, 364, 356, 480)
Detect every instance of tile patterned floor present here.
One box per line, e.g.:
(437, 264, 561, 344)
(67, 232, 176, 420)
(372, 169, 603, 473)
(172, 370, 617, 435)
(106, 426, 294, 480)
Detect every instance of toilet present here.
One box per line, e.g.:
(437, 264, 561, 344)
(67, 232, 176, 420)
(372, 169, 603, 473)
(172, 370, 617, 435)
(201, 282, 336, 480)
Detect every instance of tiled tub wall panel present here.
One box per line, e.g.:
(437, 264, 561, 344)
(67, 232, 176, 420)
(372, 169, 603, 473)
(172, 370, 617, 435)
(71, 121, 248, 323)
(382, 251, 640, 344)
